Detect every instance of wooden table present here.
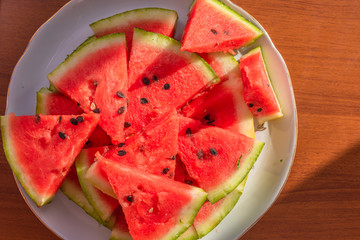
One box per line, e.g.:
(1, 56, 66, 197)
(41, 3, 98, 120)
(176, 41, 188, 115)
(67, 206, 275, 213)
(1, 0, 359, 239)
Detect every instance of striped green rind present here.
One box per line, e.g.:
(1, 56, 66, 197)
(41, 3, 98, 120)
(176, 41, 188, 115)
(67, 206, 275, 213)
(207, 140, 264, 203)
(194, 176, 248, 238)
(177, 225, 199, 240)
(60, 177, 104, 226)
(133, 28, 219, 85)
(207, 0, 263, 43)
(47, 33, 125, 87)
(75, 149, 118, 222)
(0, 115, 49, 206)
(159, 186, 207, 240)
(90, 8, 178, 34)
(36, 87, 52, 115)
(109, 226, 133, 240)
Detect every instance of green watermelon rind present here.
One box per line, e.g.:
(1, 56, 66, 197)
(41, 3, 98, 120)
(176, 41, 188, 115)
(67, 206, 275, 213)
(133, 28, 220, 85)
(207, 140, 264, 203)
(85, 161, 118, 199)
(194, 176, 248, 238)
(160, 186, 208, 240)
(36, 87, 53, 115)
(241, 47, 283, 124)
(75, 148, 118, 222)
(60, 178, 104, 226)
(190, 0, 263, 47)
(90, 8, 178, 35)
(176, 225, 199, 240)
(109, 227, 133, 240)
(47, 33, 126, 87)
(0, 115, 50, 206)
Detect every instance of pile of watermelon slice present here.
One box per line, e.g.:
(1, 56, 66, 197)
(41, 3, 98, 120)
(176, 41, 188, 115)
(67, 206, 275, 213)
(1, 0, 284, 239)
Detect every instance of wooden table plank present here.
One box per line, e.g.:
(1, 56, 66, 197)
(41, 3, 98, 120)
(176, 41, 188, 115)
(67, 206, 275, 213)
(1, 0, 359, 239)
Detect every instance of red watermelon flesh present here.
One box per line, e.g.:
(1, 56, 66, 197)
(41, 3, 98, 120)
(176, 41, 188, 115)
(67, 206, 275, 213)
(90, 8, 178, 53)
(178, 117, 264, 203)
(85, 110, 179, 198)
(239, 47, 283, 124)
(36, 87, 112, 148)
(48, 33, 128, 144)
(97, 154, 208, 240)
(174, 154, 198, 187)
(181, 0, 263, 53)
(0, 113, 100, 206)
(75, 147, 119, 222)
(181, 52, 255, 138)
(124, 28, 218, 136)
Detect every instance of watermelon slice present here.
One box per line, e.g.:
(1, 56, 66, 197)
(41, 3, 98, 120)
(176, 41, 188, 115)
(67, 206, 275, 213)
(181, 0, 263, 53)
(193, 176, 247, 238)
(48, 33, 128, 143)
(0, 113, 99, 206)
(124, 28, 219, 135)
(181, 52, 255, 138)
(85, 110, 179, 198)
(90, 8, 178, 53)
(239, 47, 283, 123)
(36, 87, 112, 148)
(97, 153, 208, 240)
(177, 225, 198, 240)
(75, 147, 119, 222)
(178, 117, 264, 203)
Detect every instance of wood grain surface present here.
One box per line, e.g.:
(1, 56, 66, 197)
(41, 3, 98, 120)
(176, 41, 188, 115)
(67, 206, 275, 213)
(1, 0, 359, 239)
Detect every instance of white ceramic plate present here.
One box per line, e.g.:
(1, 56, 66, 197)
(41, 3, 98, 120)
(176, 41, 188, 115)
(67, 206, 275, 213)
(6, 0, 297, 239)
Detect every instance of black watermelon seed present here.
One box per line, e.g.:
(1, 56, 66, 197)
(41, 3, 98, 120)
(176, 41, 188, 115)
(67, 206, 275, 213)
(162, 168, 170, 175)
(118, 106, 126, 115)
(185, 180, 193, 185)
(34, 115, 41, 123)
(116, 91, 125, 98)
(124, 122, 131, 128)
(93, 80, 98, 86)
(77, 102, 81, 107)
(93, 108, 101, 113)
(59, 132, 66, 140)
(58, 116, 62, 123)
(211, 29, 218, 35)
(76, 116, 84, 122)
(70, 118, 78, 125)
(186, 128, 192, 136)
(248, 103, 254, 108)
(210, 148, 218, 156)
(257, 108, 263, 112)
(207, 120, 215, 125)
(140, 98, 149, 104)
(142, 77, 150, 85)
(163, 83, 170, 90)
(118, 150, 127, 156)
(224, 30, 229, 35)
(153, 75, 158, 81)
(170, 156, 176, 160)
(203, 114, 211, 121)
(118, 142, 125, 148)
(196, 149, 204, 159)
(126, 195, 134, 202)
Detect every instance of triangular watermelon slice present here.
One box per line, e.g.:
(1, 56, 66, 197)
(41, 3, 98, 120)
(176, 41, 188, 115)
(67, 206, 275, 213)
(85, 110, 179, 198)
(36, 87, 112, 148)
(90, 8, 178, 53)
(124, 28, 219, 136)
(181, 52, 255, 138)
(239, 46, 283, 123)
(181, 0, 263, 53)
(178, 117, 264, 203)
(75, 147, 119, 222)
(97, 153, 208, 240)
(48, 33, 128, 144)
(0, 113, 100, 206)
